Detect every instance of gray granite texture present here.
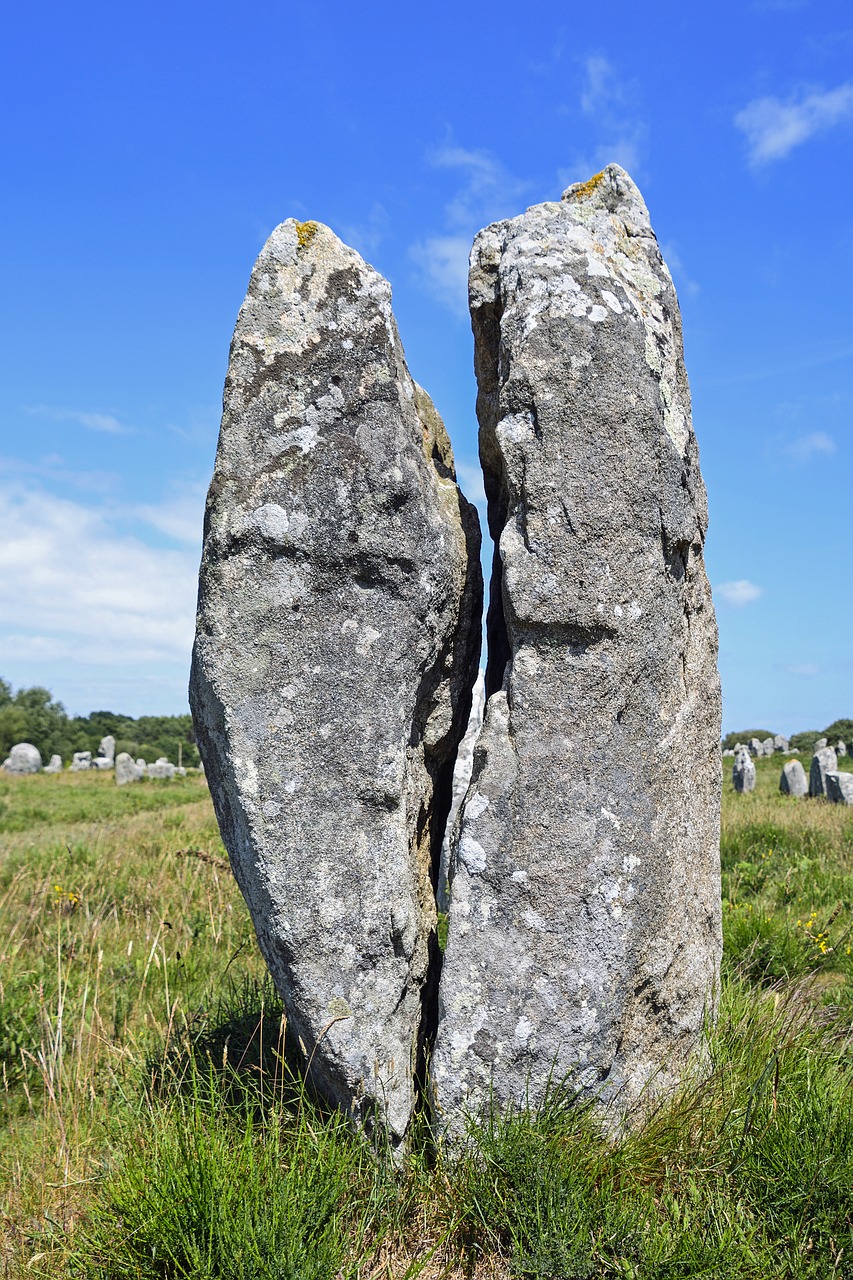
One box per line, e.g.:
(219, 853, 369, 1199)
(190, 220, 482, 1149)
(432, 166, 722, 1130)
(825, 771, 853, 805)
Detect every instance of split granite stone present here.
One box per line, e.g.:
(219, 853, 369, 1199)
(780, 759, 807, 797)
(809, 746, 838, 797)
(432, 166, 722, 1129)
(190, 219, 482, 1147)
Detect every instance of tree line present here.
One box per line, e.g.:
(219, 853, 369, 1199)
(0, 679, 200, 767)
(722, 719, 853, 754)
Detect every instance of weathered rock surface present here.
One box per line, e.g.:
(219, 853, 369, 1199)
(732, 748, 756, 793)
(826, 771, 853, 805)
(3, 743, 42, 773)
(809, 746, 838, 797)
(432, 166, 721, 1129)
(43, 754, 63, 773)
(780, 759, 807, 796)
(438, 670, 486, 912)
(116, 752, 145, 785)
(774, 735, 789, 753)
(190, 219, 482, 1147)
(70, 751, 91, 772)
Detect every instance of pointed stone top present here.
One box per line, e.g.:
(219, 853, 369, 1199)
(560, 164, 652, 234)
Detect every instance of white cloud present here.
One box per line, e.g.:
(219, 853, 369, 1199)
(716, 580, 763, 606)
(784, 431, 836, 462)
(408, 235, 471, 317)
(24, 405, 134, 435)
(409, 147, 527, 315)
(786, 662, 821, 676)
(559, 55, 646, 187)
(339, 202, 389, 260)
(735, 84, 853, 165)
(428, 146, 527, 231)
(0, 480, 199, 667)
(134, 481, 207, 547)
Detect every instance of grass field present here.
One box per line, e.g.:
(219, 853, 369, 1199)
(1, 758, 852, 1278)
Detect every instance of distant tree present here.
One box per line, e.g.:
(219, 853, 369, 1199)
(790, 730, 823, 755)
(721, 729, 775, 750)
(0, 685, 70, 761)
(823, 718, 853, 745)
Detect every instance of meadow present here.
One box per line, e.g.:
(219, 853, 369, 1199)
(1, 758, 852, 1279)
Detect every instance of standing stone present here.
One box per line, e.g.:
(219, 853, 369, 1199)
(70, 751, 91, 771)
(774, 735, 789, 753)
(748, 738, 762, 757)
(733, 749, 756, 793)
(810, 746, 838, 797)
(432, 166, 721, 1129)
(146, 757, 176, 779)
(815, 737, 828, 750)
(98, 735, 116, 763)
(761, 737, 775, 757)
(43, 754, 63, 773)
(2, 743, 42, 774)
(826, 772, 853, 805)
(190, 219, 482, 1148)
(116, 752, 145, 785)
(780, 759, 807, 796)
(835, 740, 847, 758)
(438, 670, 486, 912)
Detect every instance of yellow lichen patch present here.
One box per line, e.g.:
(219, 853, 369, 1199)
(295, 220, 319, 249)
(567, 171, 606, 202)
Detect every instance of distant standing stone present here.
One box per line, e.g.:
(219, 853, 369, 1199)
(98, 735, 116, 763)
(3, 743, 42, 774)
(809, 746, 838, 797)
(780, 759, 807, 797)
(43, 754, 63, 773)
(146, 758, 176, 779)
(774, 735, 789, 753)
(748, 738, 762, 757)
(733, 749, 756, 793)
(835, 740, 847, 758)
(70, 751, 91, 772)
(761, 737, 775, 757)
(115, 752, 145, 785)
(190, 218, 482, 1148)
(432, 166, 721, 1130)
(815, 738, 828, 750)
(826, 772, 853, 805)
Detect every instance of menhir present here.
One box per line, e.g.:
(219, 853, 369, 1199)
(190, 220, 482, 1148)
(432, 166, 722, 1129)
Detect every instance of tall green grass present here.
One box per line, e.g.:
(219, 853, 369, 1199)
(1, 759, 852, 1279)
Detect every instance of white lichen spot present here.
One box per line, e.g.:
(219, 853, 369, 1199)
(613, 604, 623, 618)
(355, 626, 381, 656)
(601, 807, 621, 830)
(589, 304, 609, 324)
(465, 791, 490, 822)
(459, 832, 488, 874)
(623, 854, 641, 873)
(601, 289, 623, 314)
(627, 600, 642, 621)
(514, 1016, 534, 1045)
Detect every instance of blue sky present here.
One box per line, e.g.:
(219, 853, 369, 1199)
(0, 0, 850, 734)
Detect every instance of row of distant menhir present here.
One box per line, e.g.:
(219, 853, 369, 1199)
(730, 737, 853, 805)
(0, 738, 196, 784)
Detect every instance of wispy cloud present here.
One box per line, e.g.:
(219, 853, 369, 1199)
(786, 662, 821, 676)
(24, 404, 134, 435)
(559, 55, 646, 186)
(134, 481, 206, 547)
(409, 147, 527, 316)
(0, 479, 197, 666)
(716, 580, 763, 606)
(660, 241, 700, 298)
(735, 84, 853, 165)
(340, 202, 389, 261)
(455, 458, 486, 507)
(784, 431, 836, 462)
